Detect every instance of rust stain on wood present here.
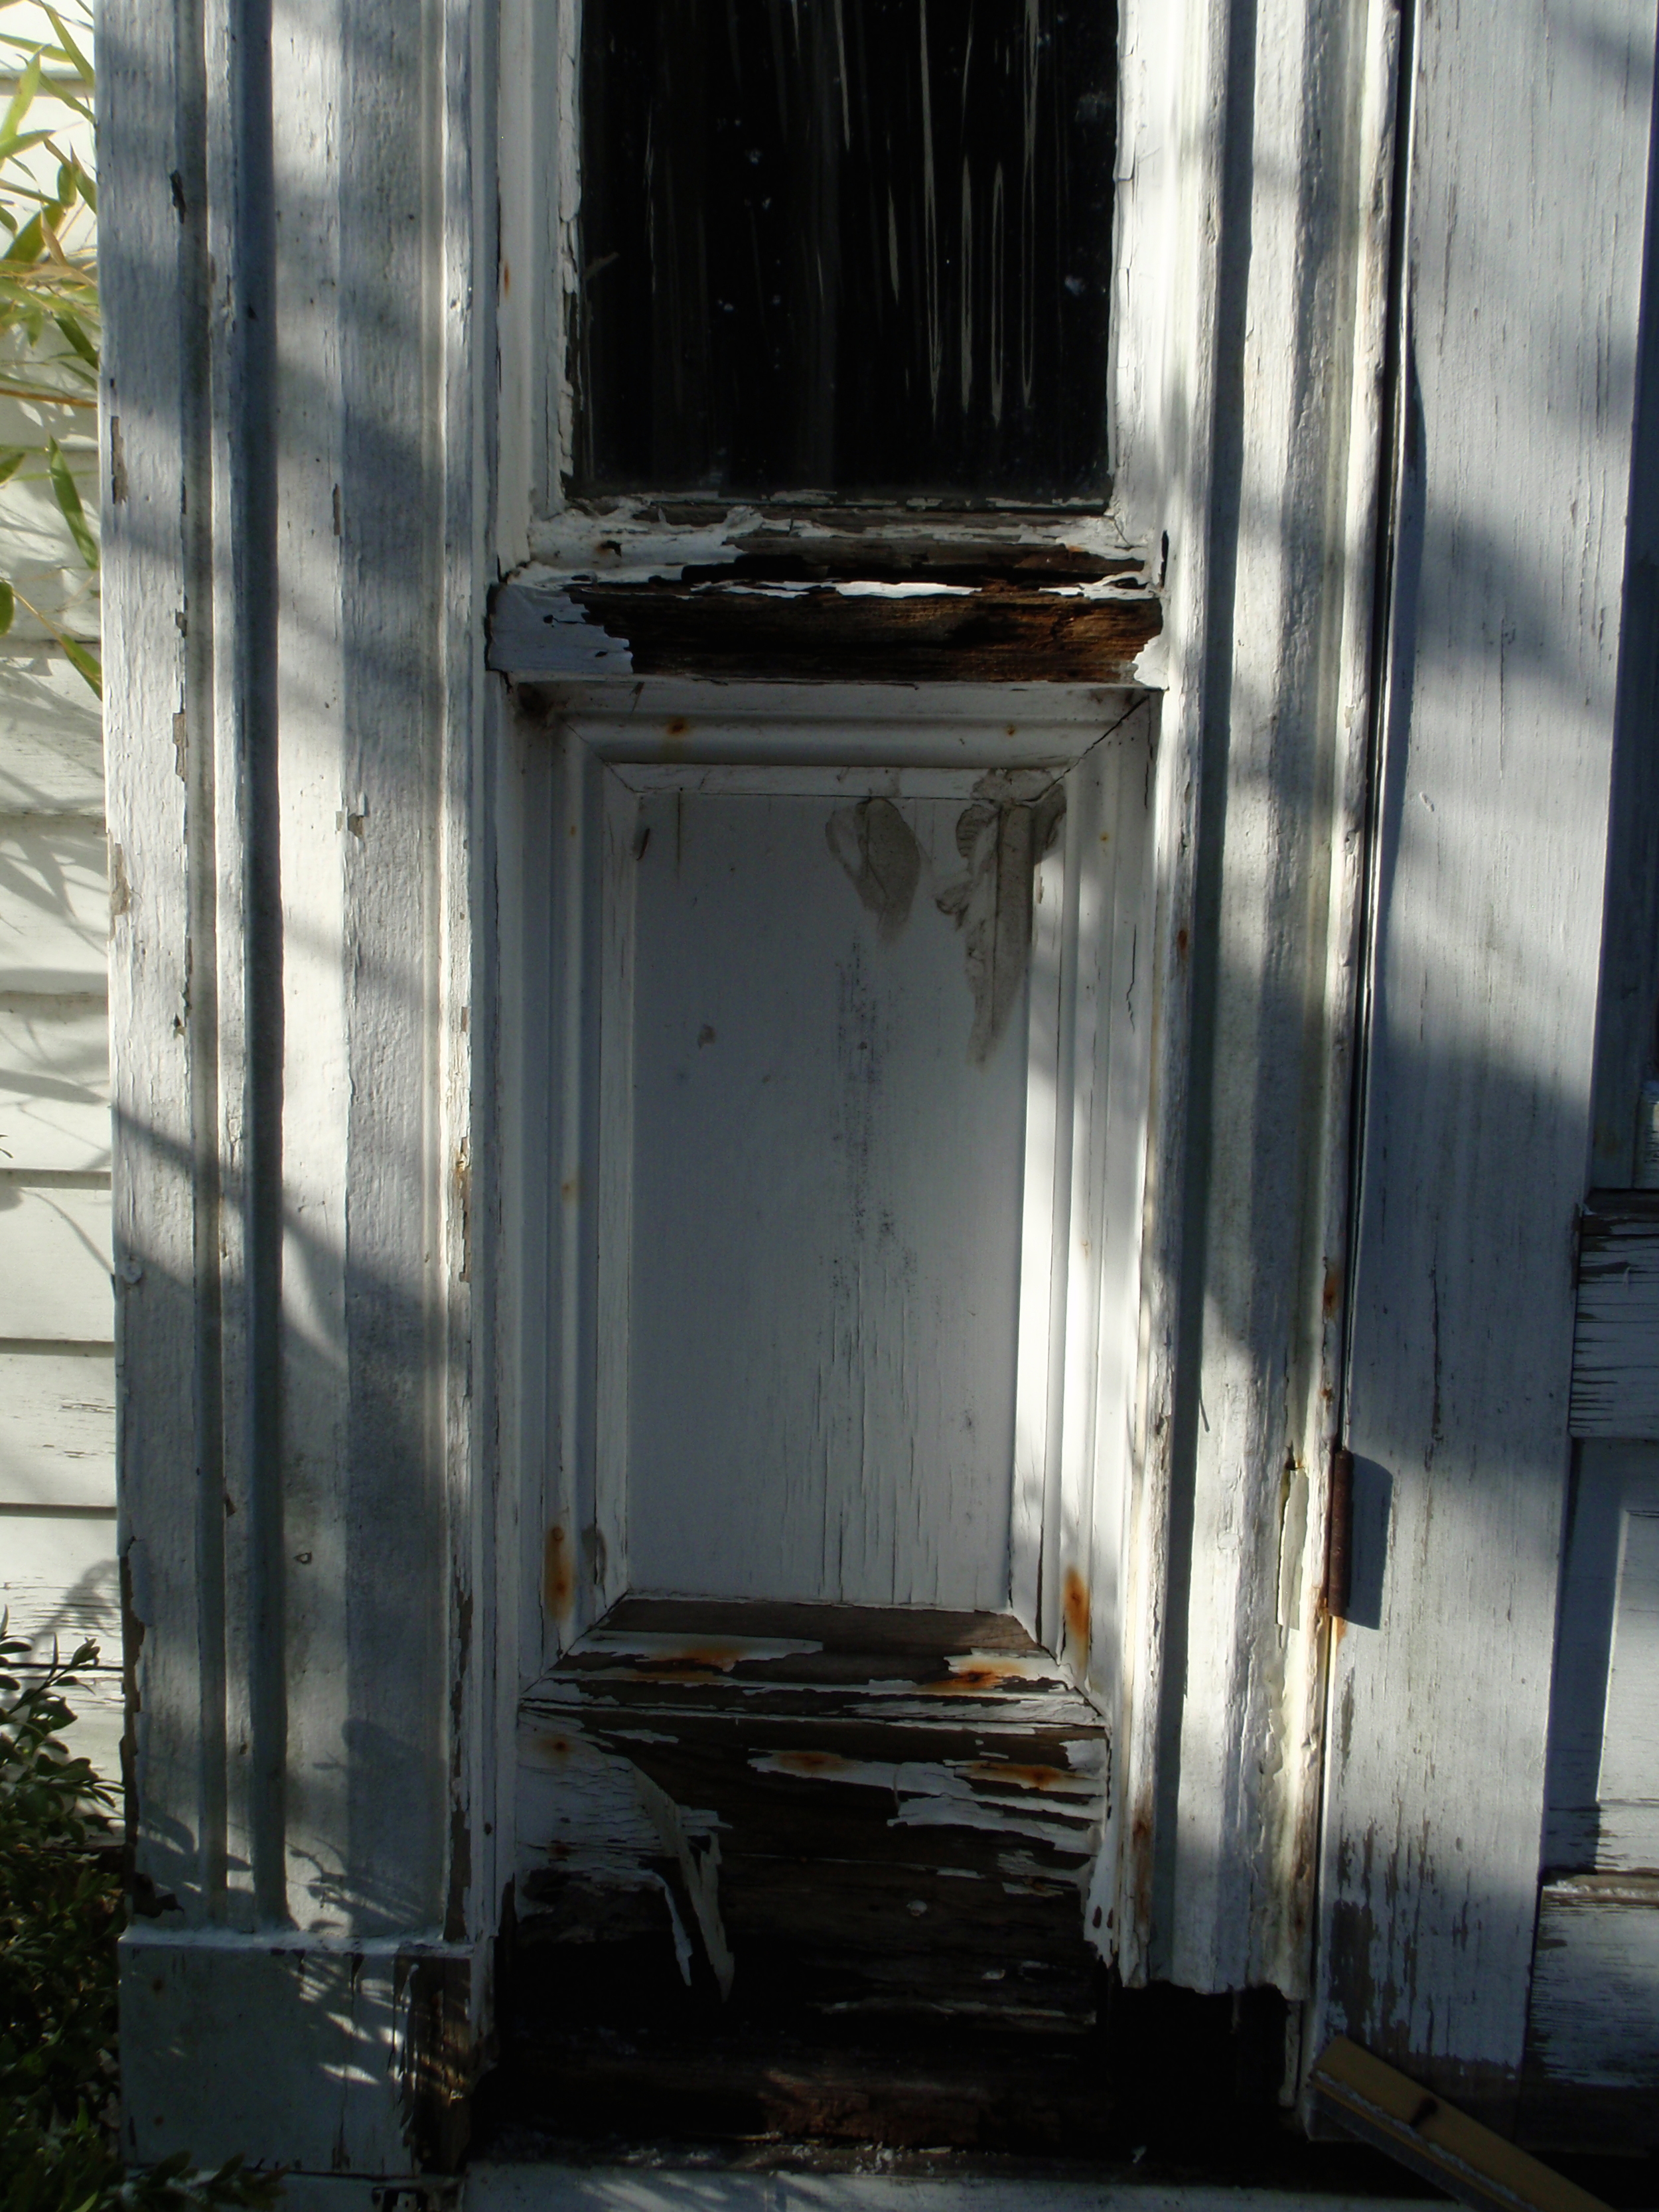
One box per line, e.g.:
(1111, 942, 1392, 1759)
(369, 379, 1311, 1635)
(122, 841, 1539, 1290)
(543, 1526, 573, 1621)
(1062, 1566, 1090, 1657)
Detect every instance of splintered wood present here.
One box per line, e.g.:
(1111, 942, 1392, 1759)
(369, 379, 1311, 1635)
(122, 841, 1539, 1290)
(515, 1597, 1109, 2031)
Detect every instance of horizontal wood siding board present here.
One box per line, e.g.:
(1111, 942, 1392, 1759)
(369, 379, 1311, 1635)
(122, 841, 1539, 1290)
(1, 1506, 121, 1664)
(0, 1347, 116, 1509)
(0, 1002, 111, 1172)
(1571, 1194, 1659, 1438)
(488, 578, 1161, 682)
(0, 1184, 111, 1340)
(0, 816, 111, 994)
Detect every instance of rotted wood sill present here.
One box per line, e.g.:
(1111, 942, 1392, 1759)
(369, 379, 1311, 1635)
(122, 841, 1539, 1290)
(488, 522, 1163, 684)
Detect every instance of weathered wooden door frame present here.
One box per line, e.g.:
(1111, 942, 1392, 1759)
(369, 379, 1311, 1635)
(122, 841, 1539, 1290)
(488, 0, 1405, 2021)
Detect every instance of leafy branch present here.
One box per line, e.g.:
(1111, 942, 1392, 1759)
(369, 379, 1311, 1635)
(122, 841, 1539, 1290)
(0, 0, 98, 693)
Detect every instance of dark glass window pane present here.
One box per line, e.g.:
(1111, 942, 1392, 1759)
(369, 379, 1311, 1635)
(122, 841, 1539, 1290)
(573, 1, 1116, 502)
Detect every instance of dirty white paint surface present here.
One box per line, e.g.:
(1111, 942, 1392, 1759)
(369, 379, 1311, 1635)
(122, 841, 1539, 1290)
(1314, 0, 1658, 2121)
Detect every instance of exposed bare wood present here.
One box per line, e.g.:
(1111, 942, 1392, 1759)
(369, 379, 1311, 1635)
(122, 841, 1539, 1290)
(490, 576, 1161, 684)
(517, 1599, 1108, 2033)
(1569, 1195, 1659, 1438)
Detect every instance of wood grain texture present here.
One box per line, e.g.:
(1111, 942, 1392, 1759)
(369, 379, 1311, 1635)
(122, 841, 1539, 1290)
(100, 0, 208, 1936)
(490, 577, 1162, 685)
(0, 1506, 120, 1659)
(1569, 1195, 1659, 1437)
(1315, 0, 1657, 2119)
(1522, 1877, 1659, 2152)
(517, 1599, 1109, 2031)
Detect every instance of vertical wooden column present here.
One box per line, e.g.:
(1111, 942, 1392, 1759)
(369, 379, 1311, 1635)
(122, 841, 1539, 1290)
(103, 0, 495, 2175)
(1313, 0, 1658, 2125)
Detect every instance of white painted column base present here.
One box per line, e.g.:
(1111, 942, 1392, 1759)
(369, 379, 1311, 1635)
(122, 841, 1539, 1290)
(120, 1930, 487, 2179)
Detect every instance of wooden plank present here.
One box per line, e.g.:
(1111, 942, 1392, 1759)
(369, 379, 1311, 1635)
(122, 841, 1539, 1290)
(1522, 1878, 1659, 2153)
(0, 650, 105, 816)
(0, 1182, 109, 1341)
(0, 814, 109, 994)
(0, 1000, 110, 1172)
(0, 1505, 120, 1660)
(1313, 0, 1656, 2119)
(1310, 2035, 1614, 2212)
(489, 575, 1161, 684)
(0, 1347, 115, 1509)
(1569, 1195, 1659, 1438)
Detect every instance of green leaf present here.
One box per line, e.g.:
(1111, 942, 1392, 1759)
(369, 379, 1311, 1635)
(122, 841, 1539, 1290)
(0, 445, 28, 486)
(59, 632, 99, 697)
(4, 211, 43, 265)
(46, 438, 96, 568)
(41, 7, 92, 84)
(0, 581, 17, 636)
(52, 310, 95, 367)
(1, 50, 40, 143)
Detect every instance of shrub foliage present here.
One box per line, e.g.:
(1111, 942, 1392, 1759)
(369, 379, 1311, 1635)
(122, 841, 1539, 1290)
(0, 1621, 283, 2209)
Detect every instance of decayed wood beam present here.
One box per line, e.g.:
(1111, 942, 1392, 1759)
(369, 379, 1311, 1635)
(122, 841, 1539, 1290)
(489, 575, 1161, 682)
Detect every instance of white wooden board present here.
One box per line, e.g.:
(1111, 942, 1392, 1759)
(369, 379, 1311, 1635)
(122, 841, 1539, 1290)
(0, 814, 109, 994)
(621, 784, 1038, 1611)
(0, 650, 105, 816)
(0, 1348, 115, 1508)
(0, 1001, 110, 1171)
(0, 1505, 119, 1659)
(1570, 1199, 1659, 1438)
(0, 1181, 111, 1341)
(1544, 1441, 1659, 1874)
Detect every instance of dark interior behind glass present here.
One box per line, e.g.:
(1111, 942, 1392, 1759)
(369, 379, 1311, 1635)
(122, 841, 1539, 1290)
(572, 1, 1116, 502)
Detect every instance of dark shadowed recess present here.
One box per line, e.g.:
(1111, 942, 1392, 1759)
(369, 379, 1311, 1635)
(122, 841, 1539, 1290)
(572, 0, 1115, 501)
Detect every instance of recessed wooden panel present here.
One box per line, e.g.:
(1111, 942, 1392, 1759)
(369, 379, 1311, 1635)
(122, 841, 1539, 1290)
(622, 783, 1045, 1610)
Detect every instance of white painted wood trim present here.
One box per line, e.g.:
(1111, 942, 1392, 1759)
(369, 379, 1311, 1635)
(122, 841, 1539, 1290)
(1313, 0, 1657, 2119)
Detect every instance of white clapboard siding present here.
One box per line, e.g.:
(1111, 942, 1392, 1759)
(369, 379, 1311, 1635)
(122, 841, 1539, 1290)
(0, 654, 104, 816)
(1569, 1197, 1659, 1438)
(0, 812, 109, 994)
(1524, 1878, 1659, 2152)
(0, 1183, 111, 1340)
(0, 1347, 114, 1508)
(1, 1506, 120, 1656)
(0, 1001, 109, 1171)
